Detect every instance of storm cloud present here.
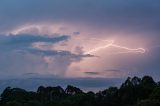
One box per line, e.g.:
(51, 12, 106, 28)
(0, 34, 94, 77)
(0, 0, 160, 86)
(0, 34, 69, 51)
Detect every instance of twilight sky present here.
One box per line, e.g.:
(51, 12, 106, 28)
(0, 0, 160, 80)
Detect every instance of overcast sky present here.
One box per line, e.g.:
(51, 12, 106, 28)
(0, 0, 160, 81)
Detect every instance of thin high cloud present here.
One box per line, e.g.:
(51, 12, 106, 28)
(84, 72, 100, 75)
(0, 0, 160, 37)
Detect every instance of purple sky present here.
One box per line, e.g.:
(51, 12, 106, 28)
(0, 0, 160, 82)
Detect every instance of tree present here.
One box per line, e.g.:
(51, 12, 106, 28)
(37, 86, 65, 102)
(119, 77, 136, 105)
(150, 87, 160, 101)
(101, 87, 119, 106)
(139, 76, 157, 99)
(137, 99, 160, 106)
(65, 85, 83, 95)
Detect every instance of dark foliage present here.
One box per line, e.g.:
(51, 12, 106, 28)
(0, 76, 160, 106)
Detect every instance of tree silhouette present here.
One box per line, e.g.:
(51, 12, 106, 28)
(0, 76, 160, 106)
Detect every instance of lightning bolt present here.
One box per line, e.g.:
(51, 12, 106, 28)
(84, 39, 145, 54)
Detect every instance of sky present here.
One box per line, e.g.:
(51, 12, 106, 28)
(0, 0, 160, 84)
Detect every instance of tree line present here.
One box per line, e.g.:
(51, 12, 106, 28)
(0, 76, 160, 106)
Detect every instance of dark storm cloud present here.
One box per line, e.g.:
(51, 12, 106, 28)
(0, 34, 69, 51)
(28, 49, 95, 58)
(104, 69, 121, 72)
(0, 34, 94, 58)
(0, 34, 70, 75)
(0, 34, 69, 45)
